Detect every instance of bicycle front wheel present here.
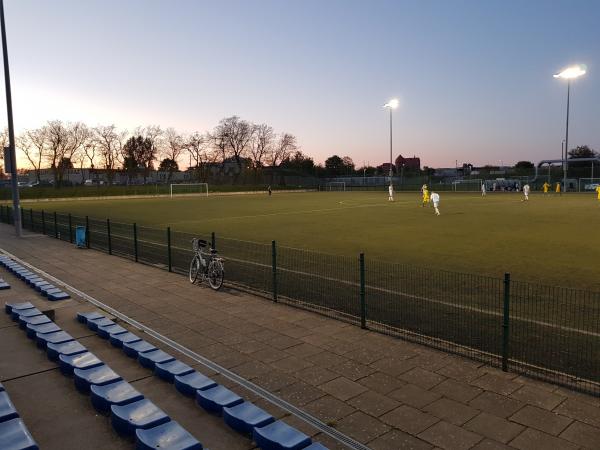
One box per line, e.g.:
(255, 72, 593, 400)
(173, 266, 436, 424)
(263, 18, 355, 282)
(207, 260, 224, 290)
(189, 255, 201, 284)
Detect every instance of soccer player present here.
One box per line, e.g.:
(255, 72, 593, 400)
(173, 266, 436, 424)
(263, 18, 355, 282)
(267, 185, 272, 196)
(542, 181, 550, 195)
(431, 191, 440, 215)
(481, 183, 486, 196)
(556, 182, 561, 195)
(523, 183, 530, 201)
(422, 185, 430, 207)
(596, 185, 600, 201)
(388, 183, 394, 202)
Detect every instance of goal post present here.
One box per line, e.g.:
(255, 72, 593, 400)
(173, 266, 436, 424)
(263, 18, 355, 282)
(452, 179, 483, 192)
(578, 178, 600, 192)
(326, 181, 346, 191)
(170, 183, 209, 198)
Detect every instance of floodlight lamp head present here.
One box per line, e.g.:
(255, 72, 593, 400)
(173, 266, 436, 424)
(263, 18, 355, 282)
(553, 64, 587, 80)
(383, 98, 399, 109)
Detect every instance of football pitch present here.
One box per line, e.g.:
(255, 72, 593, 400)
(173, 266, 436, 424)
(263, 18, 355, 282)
(20, 190, 600, 290)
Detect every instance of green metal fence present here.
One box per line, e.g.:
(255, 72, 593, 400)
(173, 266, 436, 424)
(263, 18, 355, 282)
(1, 204, 599, 396)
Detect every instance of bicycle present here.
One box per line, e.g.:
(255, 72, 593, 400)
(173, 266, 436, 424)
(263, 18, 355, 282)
(189, 238, 225, 290)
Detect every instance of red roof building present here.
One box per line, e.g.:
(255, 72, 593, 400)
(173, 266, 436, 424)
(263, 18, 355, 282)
(395, 154, 421, 171)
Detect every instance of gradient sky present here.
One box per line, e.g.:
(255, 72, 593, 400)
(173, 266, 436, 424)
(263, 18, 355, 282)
(1, 0, 599, 168)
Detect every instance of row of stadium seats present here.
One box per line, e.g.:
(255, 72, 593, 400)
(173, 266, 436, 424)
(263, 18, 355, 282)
(0, 277, 9, 290)
(0, 382, 39, 450)
(77, 310, 328, 450)
(6, 301, 203, 450)
(0, 256, 70, 301)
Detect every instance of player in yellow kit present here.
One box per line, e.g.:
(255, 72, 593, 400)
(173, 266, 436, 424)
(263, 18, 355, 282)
(596, 185, 600, 201)
(421, 184, 430, 207)
(542, 182, 550, 194)
(556, 182, 561, 195)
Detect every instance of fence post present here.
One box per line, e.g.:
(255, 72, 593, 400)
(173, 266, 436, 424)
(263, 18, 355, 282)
(502, 272, 511, 372)
(53, 212, 58, 238)
(211, 232, 216, 250)
(21, 207, 24, 229)
(30, 208, 33, 231)
(85, 216, 90, 248)
(42, 210, 46, 235)
(272, 240, 278, 303)
(167, 227, 172, 272)
(107, 219, 112, 255)
(68, 213, 73, 243)
(360, 252, 366, 329)
(133, 223, 138, 262)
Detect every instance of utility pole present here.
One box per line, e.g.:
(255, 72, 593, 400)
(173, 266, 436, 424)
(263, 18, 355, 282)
(0, 0, 21, 236)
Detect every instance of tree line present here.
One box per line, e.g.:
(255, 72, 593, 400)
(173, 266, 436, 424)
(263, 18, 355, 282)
(0, 116, 301, 187)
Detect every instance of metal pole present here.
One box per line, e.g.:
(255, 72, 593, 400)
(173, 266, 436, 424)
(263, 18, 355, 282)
(41, 210, 45, 234)
(107, 219, 112, 255)
(53, 212, 57, 238)
(360, 252, 366, 329)
(68, 213, 73, 243)
(29, 208, 33, 231)
(0, 0, 21, 237)
(502, 272, 511, 372)
(211, 231, 216, 250)
(389, 107, 393, 182)
(133, 223, 138, 262)
(167, 227, 172, 272)
(564, 80, 570, 192)
(85, 215, 90, 248)
(271, 240, 278, 303)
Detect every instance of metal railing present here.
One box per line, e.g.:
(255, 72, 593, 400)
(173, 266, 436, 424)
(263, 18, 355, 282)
(2, 204, 599, 396)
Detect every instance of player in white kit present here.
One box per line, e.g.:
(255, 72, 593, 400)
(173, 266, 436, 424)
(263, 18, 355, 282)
(388, 184, 394, 202)
(481, 183, 486, 196)
(431, 192, 440, 215)
(523, 184, 530, 201)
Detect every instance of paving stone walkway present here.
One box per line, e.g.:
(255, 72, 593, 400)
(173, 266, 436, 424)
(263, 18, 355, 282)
(1, 224, 599, 450)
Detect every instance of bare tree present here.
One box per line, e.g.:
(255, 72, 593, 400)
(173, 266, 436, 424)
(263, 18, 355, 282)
(43, 121, 90, 187)
(18, 129, 45, 183)
(218, 116, 254, 180)
(184, 131, 213, 182)
(0, 128, 8, 175)
(270, 133, 298, 167)
(250, 124, 274, 171)
(93, 125, 126, 185)
(133, 125, 162, 183)
(162, 127, 184, 183)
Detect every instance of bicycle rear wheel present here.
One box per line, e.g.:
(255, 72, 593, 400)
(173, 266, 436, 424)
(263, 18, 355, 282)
(189, 255, 201, 284)
(207, 260, 224, 290)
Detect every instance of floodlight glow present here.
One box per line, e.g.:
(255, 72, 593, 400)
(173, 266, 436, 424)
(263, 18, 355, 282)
(383, 98, 399, 109)
(553, 64, 587, 79)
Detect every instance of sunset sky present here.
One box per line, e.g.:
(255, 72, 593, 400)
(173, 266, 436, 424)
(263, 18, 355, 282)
(1, 0, 599, 168)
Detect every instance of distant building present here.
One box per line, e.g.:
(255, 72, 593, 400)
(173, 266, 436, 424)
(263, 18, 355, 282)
(395, 154, 421, 171)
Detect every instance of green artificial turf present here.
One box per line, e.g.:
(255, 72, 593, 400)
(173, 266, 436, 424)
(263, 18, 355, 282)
(20, 191, 600, 290)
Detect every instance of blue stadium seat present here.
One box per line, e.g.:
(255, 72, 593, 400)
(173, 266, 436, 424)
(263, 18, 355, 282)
(303, 443, 329, 449)
(123, 340, 157, 358)
(26, 322, 61, 339)
(0, 382, 4, 392)
(110, 399, 170, 436)
(90, 380, 144, 414)
(11, 308, 41, 322)
(33, 281, 53, 292)
(0, 281, 10, 290)
(74, 364, 122, 393)
(4, 302, 34, 314)
(0, 391, 19, 423)
(135, 420, 203, 450)
(25, 277, 44, 287)
(138, 349, 175, 370)
(19, 315, 51, 330)
(154, 360, 194, 383)
(0, 418, 39, 450)
(223, 401, 275, 434)
(109, 331, 141, 348)
(253, 420, 312, 450)
(97, 324, 127, 339)
(48, 291, 70, 301)
(36, 331, 73, 349)
(87, 317, 115, 332)
(196, 385, 243, 414)
(40, 287, 61, 298)
(77, 311, 105, 324)
(46, 340, 87, 361)
(59, 352, 103, 375)
(174, 372, 217, 397)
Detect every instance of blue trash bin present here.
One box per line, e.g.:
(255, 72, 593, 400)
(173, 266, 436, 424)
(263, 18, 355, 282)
(75, 226, 87, 248)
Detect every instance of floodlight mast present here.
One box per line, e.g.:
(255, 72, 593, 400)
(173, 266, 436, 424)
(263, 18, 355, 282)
(383, 99, 399, 184)
(553, 64, 586, 193)
(0, 0, 20, 236)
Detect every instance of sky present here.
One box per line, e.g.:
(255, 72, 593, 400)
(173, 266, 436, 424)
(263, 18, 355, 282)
(1, 0, 599, 168)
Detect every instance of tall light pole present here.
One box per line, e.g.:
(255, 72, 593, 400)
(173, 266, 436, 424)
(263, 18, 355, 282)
(554, 64, 586, 192)
(383, 99, 399, 185)
(0, 0, 21, 236)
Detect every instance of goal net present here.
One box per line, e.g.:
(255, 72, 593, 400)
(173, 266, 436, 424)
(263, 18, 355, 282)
(452, 179, 483, 192)
(326, 182, 346, 191)
(170, 183, 209, 198)
(578, 178, 600, 192)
